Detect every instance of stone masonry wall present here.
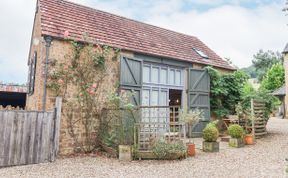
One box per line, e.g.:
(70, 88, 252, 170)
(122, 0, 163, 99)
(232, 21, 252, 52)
(47, 40, 122, 155)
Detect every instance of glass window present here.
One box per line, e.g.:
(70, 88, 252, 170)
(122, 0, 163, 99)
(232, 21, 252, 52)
(159, 91, 168, 106)
(169, 69, 175, 85)
(151, 67, 159, 83)
(160, 68, 167, 84)
(151, 90, 159, 106)
(175, 70, 181, 86)
(142, 89, 150, 106)
(143, 66, 150, 83)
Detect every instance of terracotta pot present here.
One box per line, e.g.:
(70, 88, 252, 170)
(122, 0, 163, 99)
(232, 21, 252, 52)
(186, 143, 196, 156)
(244, 135, 254, 145)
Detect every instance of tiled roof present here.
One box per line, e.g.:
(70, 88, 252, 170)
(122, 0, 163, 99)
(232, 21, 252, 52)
(38, 0, 235, 70)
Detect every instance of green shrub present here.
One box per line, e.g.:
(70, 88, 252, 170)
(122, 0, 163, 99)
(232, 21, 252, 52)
(152, 140, 187, 160)
(203, 126, 219, 142)
(206, 120, 219, 128)
(228, 124, 244, 138)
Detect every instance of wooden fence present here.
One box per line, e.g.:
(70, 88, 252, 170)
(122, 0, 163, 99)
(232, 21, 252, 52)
(0, 97, 62, 167)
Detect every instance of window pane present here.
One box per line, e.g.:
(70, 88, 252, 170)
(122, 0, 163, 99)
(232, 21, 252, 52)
(160, 68, 167, 84)
(142, 90, 150, 106)
(151, 67, 159, 83)
(143, 66, 150, 83)
(169, 69, 175, 85)
(160, 91, 168, 124)
(159, 91, 167, 106)
(151, 90, 159, 106)
(175, 70, 181, 86)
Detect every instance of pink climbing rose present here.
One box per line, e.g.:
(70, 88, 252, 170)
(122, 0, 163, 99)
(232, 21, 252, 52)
(92, 83, 97, 88)
(63, 65, 69, 70)
(57, 79, 64, 85)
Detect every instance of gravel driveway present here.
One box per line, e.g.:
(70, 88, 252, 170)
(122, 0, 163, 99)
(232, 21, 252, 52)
(1, 117, 288, 178)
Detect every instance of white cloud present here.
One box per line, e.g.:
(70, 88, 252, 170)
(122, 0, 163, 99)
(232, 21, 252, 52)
(0, 0, 287, 83)
(0, 0, 36, 84)
(70, 0, 288, 68)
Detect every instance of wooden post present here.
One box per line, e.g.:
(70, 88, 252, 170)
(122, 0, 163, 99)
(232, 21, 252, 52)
(52, 97, 62, 161)
(251, 99, 255, 139)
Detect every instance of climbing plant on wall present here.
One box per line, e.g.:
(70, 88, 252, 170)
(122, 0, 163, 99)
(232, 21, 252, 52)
(47, 33, 121, 153)
(206, 67, 249, 118)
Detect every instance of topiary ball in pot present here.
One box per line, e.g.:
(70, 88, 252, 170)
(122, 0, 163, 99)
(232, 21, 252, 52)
(228, 124, 244, 139)
(203, 126, 219, 142)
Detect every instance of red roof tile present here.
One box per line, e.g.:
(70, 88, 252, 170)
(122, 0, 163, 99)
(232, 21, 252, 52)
(38, 0, 235, 70)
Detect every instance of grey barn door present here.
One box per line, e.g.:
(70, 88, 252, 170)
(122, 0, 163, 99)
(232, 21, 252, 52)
(120, 56, 142, 106)
(188, 68, 210, 136)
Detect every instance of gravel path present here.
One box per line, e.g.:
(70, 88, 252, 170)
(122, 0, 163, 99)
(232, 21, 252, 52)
(1, 117, 288, 178)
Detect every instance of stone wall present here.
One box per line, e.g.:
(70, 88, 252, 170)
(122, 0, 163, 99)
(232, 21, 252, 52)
(25, 11, 47, 111)
(47, 40, 121, 155)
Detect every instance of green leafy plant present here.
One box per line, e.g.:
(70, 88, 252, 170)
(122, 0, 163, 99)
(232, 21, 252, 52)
(152, 139, 187, 160)
(260, 63, 284, 92)
(181, 109, 203, 126)
(206, 120, 219, 128)
(228, 124, 244, 139)
(203, 125, 219, 142)
(180, 109, 202, 138)
(206, 67, 249, 118)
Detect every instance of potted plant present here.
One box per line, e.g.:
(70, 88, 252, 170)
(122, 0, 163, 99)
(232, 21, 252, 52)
(181, 110, 202, 156)
(227, 124, 245, 148)
(244, 128, 254, 145)
(152, 139, 187, 160)
(202, 124, 219, 152)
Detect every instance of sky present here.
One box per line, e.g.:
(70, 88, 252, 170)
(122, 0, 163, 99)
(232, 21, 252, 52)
(0, 0, 287, 84)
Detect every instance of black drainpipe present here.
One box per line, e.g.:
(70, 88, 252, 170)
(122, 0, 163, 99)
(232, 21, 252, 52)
(43, 36, 53, 111)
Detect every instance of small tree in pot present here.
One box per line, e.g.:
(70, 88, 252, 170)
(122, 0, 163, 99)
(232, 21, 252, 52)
(181, 110, 202, 156)
(202, 124, 219, 152)
(228, 124, 245, 148)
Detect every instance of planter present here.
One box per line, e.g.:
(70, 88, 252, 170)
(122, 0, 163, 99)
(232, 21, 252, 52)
(244, 135, 254, 145)
(134, 151, 186, 160)
(202, 141, 219, 152)
(118, 145, 132, 161)
(229, 138, 244, 148)
(186, 143, 196, 157)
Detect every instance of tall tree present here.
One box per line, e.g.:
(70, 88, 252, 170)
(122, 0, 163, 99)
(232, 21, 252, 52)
(261, 63, 285, 91)
(252, 50, 283, 81)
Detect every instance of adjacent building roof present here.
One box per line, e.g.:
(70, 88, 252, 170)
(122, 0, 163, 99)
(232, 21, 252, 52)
(272, 85, 285, 96)
(0, 84, 27, 93)
(283, 43, 288, 54)
(38, 0, 234, 70)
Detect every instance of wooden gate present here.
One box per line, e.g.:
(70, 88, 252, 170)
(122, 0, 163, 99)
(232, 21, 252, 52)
(0, 98, 62, 167)
(188, 68, 210, 136)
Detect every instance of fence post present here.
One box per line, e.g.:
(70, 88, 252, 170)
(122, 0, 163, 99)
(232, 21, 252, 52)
(53, 97, 62, 160)
(251, 99, 255, 139)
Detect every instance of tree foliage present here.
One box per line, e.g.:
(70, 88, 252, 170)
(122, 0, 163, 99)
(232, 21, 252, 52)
(206, 67, 249, 118)
(252, 50, 283, 81)
(260, 63, 285, 91)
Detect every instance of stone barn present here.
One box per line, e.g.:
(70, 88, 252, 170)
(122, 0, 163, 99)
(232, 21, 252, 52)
(26, 0, 235, 155)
